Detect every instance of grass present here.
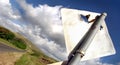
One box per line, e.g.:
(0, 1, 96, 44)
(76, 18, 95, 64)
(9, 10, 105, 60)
(0, 26, 58, 65)
(0, 26, 27, 50)
(15, 50, 57, 65)
(0, 38, 21, 50)
(8, 38, 27, 49)
(15, 53, 41, 65)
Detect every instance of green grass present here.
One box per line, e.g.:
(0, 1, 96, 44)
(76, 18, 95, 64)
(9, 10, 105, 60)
(0, 38, 21, 50)
(0, 26, 27, 50)
(15, 53, 41, 65)
(15, 50, 57, 65)
(8, 38, 27, 49)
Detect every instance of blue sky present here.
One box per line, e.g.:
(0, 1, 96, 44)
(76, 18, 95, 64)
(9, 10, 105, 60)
(0, 0, 119, 65)
(25, 0, 120, 64)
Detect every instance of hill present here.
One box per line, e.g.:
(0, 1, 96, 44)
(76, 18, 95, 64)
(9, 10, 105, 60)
(0, 26, 57, 65)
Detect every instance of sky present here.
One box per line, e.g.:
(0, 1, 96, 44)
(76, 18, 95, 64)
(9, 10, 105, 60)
(0, 0, 120, 65)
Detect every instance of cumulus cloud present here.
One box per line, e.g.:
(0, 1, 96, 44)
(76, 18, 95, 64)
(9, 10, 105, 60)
(0, 0, 20, 20)
(15, 0, 67, 60)
(0, 0, 115, 65)
(15, 0, 65, 47)
(0, 0, 21, 32)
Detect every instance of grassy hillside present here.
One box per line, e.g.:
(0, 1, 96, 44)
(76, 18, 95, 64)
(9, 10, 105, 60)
(0, 26, 26, 49)
(0, 26, 57, 65)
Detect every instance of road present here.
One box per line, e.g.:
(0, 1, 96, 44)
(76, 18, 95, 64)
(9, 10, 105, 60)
(0, 42, 25, 52)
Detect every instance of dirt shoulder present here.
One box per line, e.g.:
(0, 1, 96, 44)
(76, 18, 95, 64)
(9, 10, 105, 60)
(0, 52, 24, 65)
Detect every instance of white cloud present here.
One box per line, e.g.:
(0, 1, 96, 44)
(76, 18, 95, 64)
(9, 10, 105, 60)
(79, 58, 114, 65)
(0, 0, 9, 5)
(0, 0, 20, 20)
(0, 0, 21, 32)
(117, 62, 120, 65)
(0, 0, 115, 65)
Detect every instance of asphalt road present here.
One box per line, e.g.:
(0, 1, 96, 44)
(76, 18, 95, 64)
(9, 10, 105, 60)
(0, 42, 25, 52)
